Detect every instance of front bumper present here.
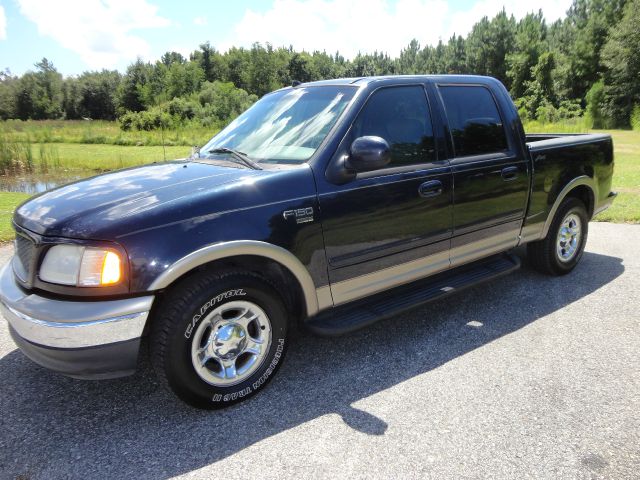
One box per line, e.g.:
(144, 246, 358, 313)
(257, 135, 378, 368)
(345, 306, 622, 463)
(0, 262, 154, 379)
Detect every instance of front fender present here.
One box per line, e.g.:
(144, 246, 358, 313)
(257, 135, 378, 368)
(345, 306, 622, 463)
(148, 240, 321, 316)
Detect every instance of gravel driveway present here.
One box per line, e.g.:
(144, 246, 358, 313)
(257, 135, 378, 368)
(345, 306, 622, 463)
(0, 222, 638, 480)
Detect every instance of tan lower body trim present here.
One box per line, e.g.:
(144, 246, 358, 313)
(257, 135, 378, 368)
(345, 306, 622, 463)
(330, 250, 450, 306)
(450, 226, 520, 267)
(326, 224, 520, 308)
(315, 285, 333, 311)
(518, 222, 544, 245)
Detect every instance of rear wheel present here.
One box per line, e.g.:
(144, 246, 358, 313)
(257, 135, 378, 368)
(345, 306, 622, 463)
(150, 270, 289, 409)
(527, 197, 589, 276)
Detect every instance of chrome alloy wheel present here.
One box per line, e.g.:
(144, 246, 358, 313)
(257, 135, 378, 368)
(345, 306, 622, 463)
(556, 212, 582, 262)
(190, 300, 272, 386)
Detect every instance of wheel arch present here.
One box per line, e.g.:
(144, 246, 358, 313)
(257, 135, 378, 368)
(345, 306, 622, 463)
(148, 241, 320, 318)
(541, 176, 596, 239)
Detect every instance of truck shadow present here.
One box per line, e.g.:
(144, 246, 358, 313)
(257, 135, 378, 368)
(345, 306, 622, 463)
(0, 250, 624, 479)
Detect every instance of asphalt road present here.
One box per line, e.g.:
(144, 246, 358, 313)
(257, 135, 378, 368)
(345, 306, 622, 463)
(0, 222, 638, 480)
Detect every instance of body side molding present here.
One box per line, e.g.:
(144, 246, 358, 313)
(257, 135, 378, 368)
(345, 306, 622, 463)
(148, 240, 321, 316)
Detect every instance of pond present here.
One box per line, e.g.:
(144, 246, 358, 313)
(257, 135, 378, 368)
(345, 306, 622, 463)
(0, 173, 87, 194)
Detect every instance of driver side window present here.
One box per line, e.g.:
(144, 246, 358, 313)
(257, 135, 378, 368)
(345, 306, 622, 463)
(353, 86, 436, 168)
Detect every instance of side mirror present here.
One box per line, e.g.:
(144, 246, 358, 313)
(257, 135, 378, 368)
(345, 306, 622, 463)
(346, 136, 391, 172)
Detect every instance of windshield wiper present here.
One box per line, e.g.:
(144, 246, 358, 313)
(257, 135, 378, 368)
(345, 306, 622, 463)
(207, 147, 262, 170)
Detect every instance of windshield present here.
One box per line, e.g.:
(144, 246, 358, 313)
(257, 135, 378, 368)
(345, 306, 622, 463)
(200, 86, 356, 164)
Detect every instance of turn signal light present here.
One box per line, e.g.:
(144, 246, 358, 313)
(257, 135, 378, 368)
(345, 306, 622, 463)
(101, 251, 121, 285)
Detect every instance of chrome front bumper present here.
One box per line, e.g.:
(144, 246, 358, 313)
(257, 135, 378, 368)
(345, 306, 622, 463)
(0, 261, 154, 379)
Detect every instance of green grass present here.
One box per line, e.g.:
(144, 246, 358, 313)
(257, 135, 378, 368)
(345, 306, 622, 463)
(523, 117, 592, 133)
(0, 192, 30, 241)
(30, 143, 190, 171)
(0, 119, 217, 147)
(1, 136, 191, 173)
(592, 130, 640, 223)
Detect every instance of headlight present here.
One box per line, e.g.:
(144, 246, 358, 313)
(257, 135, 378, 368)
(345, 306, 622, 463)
(39, 245, 123, 287)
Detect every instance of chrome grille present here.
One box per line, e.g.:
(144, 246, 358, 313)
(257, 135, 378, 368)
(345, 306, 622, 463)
(14, 234, 36, 282)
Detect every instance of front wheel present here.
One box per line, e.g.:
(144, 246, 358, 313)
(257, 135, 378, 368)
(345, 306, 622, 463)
(150, 270, 289, 409)
(527, 197, 589, 276)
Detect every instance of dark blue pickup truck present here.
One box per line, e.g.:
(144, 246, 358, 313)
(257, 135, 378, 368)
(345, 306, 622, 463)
(0, 75, 616, 408)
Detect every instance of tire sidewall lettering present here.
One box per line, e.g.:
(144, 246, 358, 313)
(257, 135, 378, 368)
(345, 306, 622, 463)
(211, 338, 285, 403)
(184, 288, 246, 339)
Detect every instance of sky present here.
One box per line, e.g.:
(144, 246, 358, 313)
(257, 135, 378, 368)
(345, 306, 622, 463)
(0, 0, 574, 76)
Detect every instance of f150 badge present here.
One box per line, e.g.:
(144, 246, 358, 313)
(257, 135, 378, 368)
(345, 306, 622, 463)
(283, 207, 314, 224)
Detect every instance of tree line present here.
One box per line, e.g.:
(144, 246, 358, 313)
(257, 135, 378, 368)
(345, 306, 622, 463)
(0, 0, 638, 130)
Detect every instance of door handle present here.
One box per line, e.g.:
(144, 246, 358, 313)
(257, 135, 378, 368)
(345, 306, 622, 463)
(501, 166, 519, 181)
(418, 180, 443, 198)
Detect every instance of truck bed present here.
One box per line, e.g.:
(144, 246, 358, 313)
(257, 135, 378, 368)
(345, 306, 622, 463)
(523, 132, 614, 230)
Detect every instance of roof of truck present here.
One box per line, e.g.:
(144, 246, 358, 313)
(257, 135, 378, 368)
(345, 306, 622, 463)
(298, 74, 496, 87)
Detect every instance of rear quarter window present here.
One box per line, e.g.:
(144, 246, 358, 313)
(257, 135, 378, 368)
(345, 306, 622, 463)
(439, 85, 508, 157)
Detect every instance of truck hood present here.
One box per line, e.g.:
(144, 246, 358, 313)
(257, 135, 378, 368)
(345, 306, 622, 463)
(14, 161, 290, 239)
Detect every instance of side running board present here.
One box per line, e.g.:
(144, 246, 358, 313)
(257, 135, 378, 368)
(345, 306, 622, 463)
(305, 253, 521, 337)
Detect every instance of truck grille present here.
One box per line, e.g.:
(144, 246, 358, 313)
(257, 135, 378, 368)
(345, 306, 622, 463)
(14, 234, 36, 282)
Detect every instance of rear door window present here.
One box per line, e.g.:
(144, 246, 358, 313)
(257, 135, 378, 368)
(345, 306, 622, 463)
(439, 85, 508, 157)
(352, 86, 436, 168)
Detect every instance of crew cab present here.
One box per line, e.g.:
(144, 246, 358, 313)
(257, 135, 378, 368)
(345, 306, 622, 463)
(0, 75, 616, 408)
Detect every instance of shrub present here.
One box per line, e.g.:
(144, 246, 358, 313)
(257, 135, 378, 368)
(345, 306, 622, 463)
(586, 80, 608, 129)
(513, 97, 530, 122)
(557, 100, 583, 119)
(119, 111, 137, 131)
(118, 108, 172, 131)
(532, 99, 583, 124)
(117, 81, 256, 133)
(167, 97, 200, 121)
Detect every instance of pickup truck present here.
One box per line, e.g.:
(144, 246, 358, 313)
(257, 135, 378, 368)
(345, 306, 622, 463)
(0, 75, 616, 409)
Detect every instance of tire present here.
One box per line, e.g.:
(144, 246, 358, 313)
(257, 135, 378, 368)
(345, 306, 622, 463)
(527, 197, 589, 276)
(150, 270, 289, 409)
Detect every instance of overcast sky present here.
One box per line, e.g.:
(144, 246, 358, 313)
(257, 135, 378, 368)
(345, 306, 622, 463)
(0, 0, 573, 76)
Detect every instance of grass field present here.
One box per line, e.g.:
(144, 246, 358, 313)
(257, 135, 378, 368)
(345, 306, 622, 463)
(0, 120, 637, 241)
(592, 130, 640, 223)
(1, 119, 216, 147)
(0, 192, 30, 242)
(1, 125, 198, 173)
(27, 143, 190, 171)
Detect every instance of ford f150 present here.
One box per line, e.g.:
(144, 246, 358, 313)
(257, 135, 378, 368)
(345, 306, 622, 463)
(0, 75, 616, 408)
